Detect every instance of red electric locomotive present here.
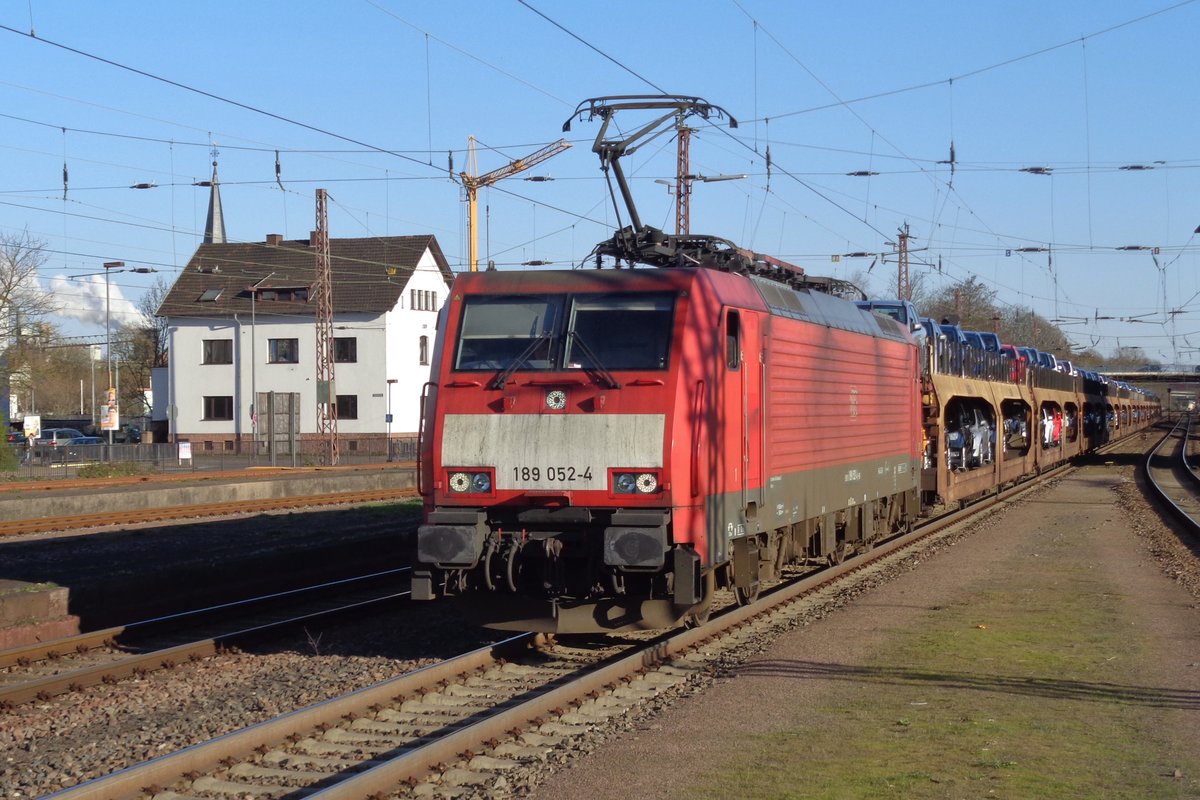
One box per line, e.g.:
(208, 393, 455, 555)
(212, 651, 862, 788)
(414, 263, 922, 632)
(413, 97, 923, 632)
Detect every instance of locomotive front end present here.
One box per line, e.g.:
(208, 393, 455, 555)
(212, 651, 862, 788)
(414, 270, 705, 632)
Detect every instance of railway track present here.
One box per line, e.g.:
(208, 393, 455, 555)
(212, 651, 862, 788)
(1143, 414, 1200, 536)
(0, 568, 412, 707)
(42, 464, 1069, 800)
(0, 486, 417, 537)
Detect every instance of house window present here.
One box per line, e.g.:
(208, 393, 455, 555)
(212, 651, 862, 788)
(333, 337, 357, 363)
(269, 338, 299, 364)
(198, 288, 223, 302)
(419, 335, 429, 365)
(336, 394, 358, 419)
(410, 289, 438, 311)
(202, 339, 233, 364)
(203, 396, 234, 420)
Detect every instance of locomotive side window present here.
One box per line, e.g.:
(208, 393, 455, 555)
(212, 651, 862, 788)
(455, 295, 562, 370)
(726, 310, 741, 369)
(565, 293, 674, 371)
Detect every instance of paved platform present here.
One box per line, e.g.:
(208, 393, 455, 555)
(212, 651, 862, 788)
(0, 463, 417, 523)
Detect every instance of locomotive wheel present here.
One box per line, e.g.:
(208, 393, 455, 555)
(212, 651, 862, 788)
(684, 571, 717, 628)
(734, 579, 760, 606)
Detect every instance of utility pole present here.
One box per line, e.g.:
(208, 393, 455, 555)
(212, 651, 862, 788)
(897, 223, 911, 301)
(674, 121, 692, 236)
(314, 188, 337, 465)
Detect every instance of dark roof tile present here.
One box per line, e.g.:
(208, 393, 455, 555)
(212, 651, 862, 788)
(158, 234, 452, 318)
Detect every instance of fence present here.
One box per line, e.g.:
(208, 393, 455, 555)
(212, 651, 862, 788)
(4, 435, 419, 481)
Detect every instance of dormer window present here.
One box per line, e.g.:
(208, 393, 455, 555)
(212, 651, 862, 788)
(255, 286, 310, 302)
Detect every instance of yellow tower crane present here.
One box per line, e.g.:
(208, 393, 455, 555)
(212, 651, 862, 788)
(461, 137, 571, 272)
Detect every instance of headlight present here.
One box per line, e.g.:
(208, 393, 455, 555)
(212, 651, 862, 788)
(614, 473, 637, 493)
(447, 470, 492, 494)
(612, 470, 660, 494)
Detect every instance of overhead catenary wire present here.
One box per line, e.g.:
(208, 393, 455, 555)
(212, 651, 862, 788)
(1, 5, 1194, 357)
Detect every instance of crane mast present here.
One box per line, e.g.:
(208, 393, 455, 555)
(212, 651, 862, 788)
(461, 137, 571, 272)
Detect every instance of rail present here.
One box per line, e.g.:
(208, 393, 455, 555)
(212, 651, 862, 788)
(43, 458, 1078, 800)
(1142, 414, 1200, 537)
(0, 568, 413, 707)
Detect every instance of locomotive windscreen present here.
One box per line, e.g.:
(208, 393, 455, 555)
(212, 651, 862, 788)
(453, 292, 675, 372)
(455, 294, 560, 370)
(565, 294, 673, 370)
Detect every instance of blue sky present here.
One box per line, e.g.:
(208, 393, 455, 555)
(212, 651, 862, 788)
(1, 0, 1198, 363)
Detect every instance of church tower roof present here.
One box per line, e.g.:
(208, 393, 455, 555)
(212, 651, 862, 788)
(203, 160, 226, 245)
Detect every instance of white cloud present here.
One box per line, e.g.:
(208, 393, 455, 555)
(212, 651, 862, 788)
(48, 273, 151, 332)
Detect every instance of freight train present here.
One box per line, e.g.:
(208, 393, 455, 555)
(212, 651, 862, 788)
(412, 96, 1159, 633)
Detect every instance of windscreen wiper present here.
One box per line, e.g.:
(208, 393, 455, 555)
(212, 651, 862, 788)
(489, 331, 552, 390)
(569, 331, 621, 389)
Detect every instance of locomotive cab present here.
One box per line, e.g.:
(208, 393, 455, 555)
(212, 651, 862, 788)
(414, 270, 706, 631)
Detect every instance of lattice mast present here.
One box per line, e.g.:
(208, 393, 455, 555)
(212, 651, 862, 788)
(674, 121, 691, 236)
(314, 188, 338, 465)
(896, 222, 911, 301)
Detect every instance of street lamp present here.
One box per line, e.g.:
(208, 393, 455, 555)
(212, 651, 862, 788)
(94, 261, 157, 444)
(247, 273, 275, 458)
(386, 378, 398, 462)
(102, 262, 124, 442)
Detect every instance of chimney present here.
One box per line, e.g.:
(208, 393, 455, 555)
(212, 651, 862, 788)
(265, 233, 283, 246)
(308, 230, 319, 248)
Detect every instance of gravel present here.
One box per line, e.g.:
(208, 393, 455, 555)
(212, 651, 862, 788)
(4, 432, 1198, 799)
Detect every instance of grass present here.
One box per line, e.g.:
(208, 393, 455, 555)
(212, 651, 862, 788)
(0, 582, 60, 596)
(694, 529, 1199, 799)
(76, 461, 150, 478)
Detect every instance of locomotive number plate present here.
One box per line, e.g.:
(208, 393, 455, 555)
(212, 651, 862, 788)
(511, 465, 594, 484)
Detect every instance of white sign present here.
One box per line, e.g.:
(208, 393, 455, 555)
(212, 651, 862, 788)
(178, 441, 192, 463)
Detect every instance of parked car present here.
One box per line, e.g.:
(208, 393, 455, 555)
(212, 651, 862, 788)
(113, 424, 142, 444)
(36, 428, 102, 447)
(855, 299, 927, 343)
(6, 430, 28, 446)
(976, 332, 1002, 353)
(1036, 351, 1059, 371)
(999, 344, 1028, 381)
(938, 323, 969, 346)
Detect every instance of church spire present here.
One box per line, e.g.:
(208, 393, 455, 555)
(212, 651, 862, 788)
(203, 158, 226, 244)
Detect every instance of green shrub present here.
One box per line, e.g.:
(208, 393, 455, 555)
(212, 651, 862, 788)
(0, 412, 18, 473)
(76, 461, 147, 479)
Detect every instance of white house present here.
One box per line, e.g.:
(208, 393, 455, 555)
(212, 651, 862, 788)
(155, 232, 453, 454)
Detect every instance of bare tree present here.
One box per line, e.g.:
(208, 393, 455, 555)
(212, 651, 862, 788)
(0, 229, 57, 341)
(1, 230, 59, 430)
(113, 274, 171, 421)
(136, 274, 170, 368)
